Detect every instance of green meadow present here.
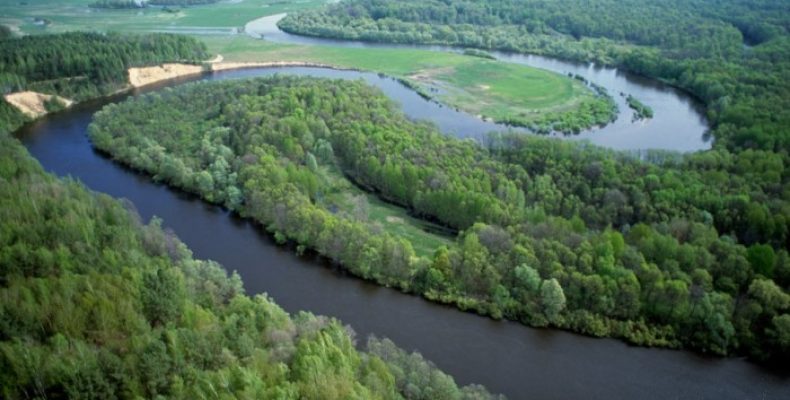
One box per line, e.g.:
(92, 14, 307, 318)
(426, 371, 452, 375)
(0, 0, 325, 34)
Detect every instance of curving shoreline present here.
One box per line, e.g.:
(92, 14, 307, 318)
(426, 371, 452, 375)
(17, 66, 790, 400)
(4, 59, 354, 119)
(243, 12, 710, 152)
(127, 59, 348, 88)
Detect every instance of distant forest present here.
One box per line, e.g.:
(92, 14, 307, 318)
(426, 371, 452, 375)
(0, 32, 207, 99)
(280, 0, 790, 152)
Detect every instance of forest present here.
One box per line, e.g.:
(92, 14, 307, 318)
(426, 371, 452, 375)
(0, 32, 208, 101)
(0, 128, 500, 399)
(278, 0, 790, 152)
(0, 31, 502, 400)
(89, 76, 789, 361)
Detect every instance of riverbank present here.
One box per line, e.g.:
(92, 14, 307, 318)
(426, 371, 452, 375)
(18, 67, 788, 399)
(127, 59, 347, 88)
(3, 59, 351, 121)
(1, 117, 505, 400)
(201, 33, 616, 134)
(3, 91, 73, 118)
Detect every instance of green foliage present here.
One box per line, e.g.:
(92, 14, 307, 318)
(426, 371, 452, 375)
(281, 0, 790, 152)
(748, 244, 776, 278)
(0, 31, 208, 100)
(0, 35, 500, 400)
(0, 127, 500, 400)
(625, 94, 653, 120)
(540, 278, 566, 323)
(367, 336, 504, 400)
(88, 76, 790, 360)
(0, 100, 27, 134)
(141, 267, 185, 326)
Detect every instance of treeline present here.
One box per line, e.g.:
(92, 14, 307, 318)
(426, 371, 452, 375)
(90, 0, 146, 9)
(0, 100, 501, 399)
(279, 0, 790, 153)
(0, 31, 207, 100)
(149, 0, 220, 5)
(90, 0, 219, 8)
(89, 77, 789, 360)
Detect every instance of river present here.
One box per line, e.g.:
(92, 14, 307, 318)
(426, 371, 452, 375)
(245, 13, 711, 152)
(15, 65, 789, 399)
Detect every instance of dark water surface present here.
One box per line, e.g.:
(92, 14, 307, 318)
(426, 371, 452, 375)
(16, 66, 789, 399)
(247, 13, 711, 152)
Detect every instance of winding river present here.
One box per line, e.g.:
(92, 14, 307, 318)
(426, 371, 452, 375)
(246, 13, 711, 152)
(16, 65, 789, 399)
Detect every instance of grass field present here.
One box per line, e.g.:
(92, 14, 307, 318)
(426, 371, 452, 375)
(0, 0, 325, 34)
(316, 165, 453, 258)
(427, 60, 594, 121)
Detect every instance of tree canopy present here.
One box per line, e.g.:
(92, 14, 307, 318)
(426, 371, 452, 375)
(89, 76, 790, 360)
(280, 0, 790, 153)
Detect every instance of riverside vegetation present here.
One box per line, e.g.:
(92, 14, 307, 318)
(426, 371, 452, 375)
(279, 0, 790, 151)
(2, 0, 620, 134)
(0, 31, 208, 103)
(90, 76, 789, 361)
(274, 0, 790, 360)
(0, 32, 502, 400)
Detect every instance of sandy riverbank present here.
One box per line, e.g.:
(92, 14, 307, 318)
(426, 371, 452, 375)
(127, 59, 340, 88)
(3, 91, 73, 118)
(128, 63, 206, 88)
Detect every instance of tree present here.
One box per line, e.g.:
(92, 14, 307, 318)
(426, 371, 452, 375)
(747, 244, 776, 278)
(306, 151, 319, 172)
(142, 267, 185, 326)
(514, 264, 541, 293)
(540, 278, 566, 323)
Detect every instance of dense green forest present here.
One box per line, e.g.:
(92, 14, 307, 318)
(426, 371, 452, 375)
(0, 129, 500, 399)
(89, 76, 790, 360)
(0, 31, 502, 400)
(0, 32, 207, 100)
(279, 0, 790, 152)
